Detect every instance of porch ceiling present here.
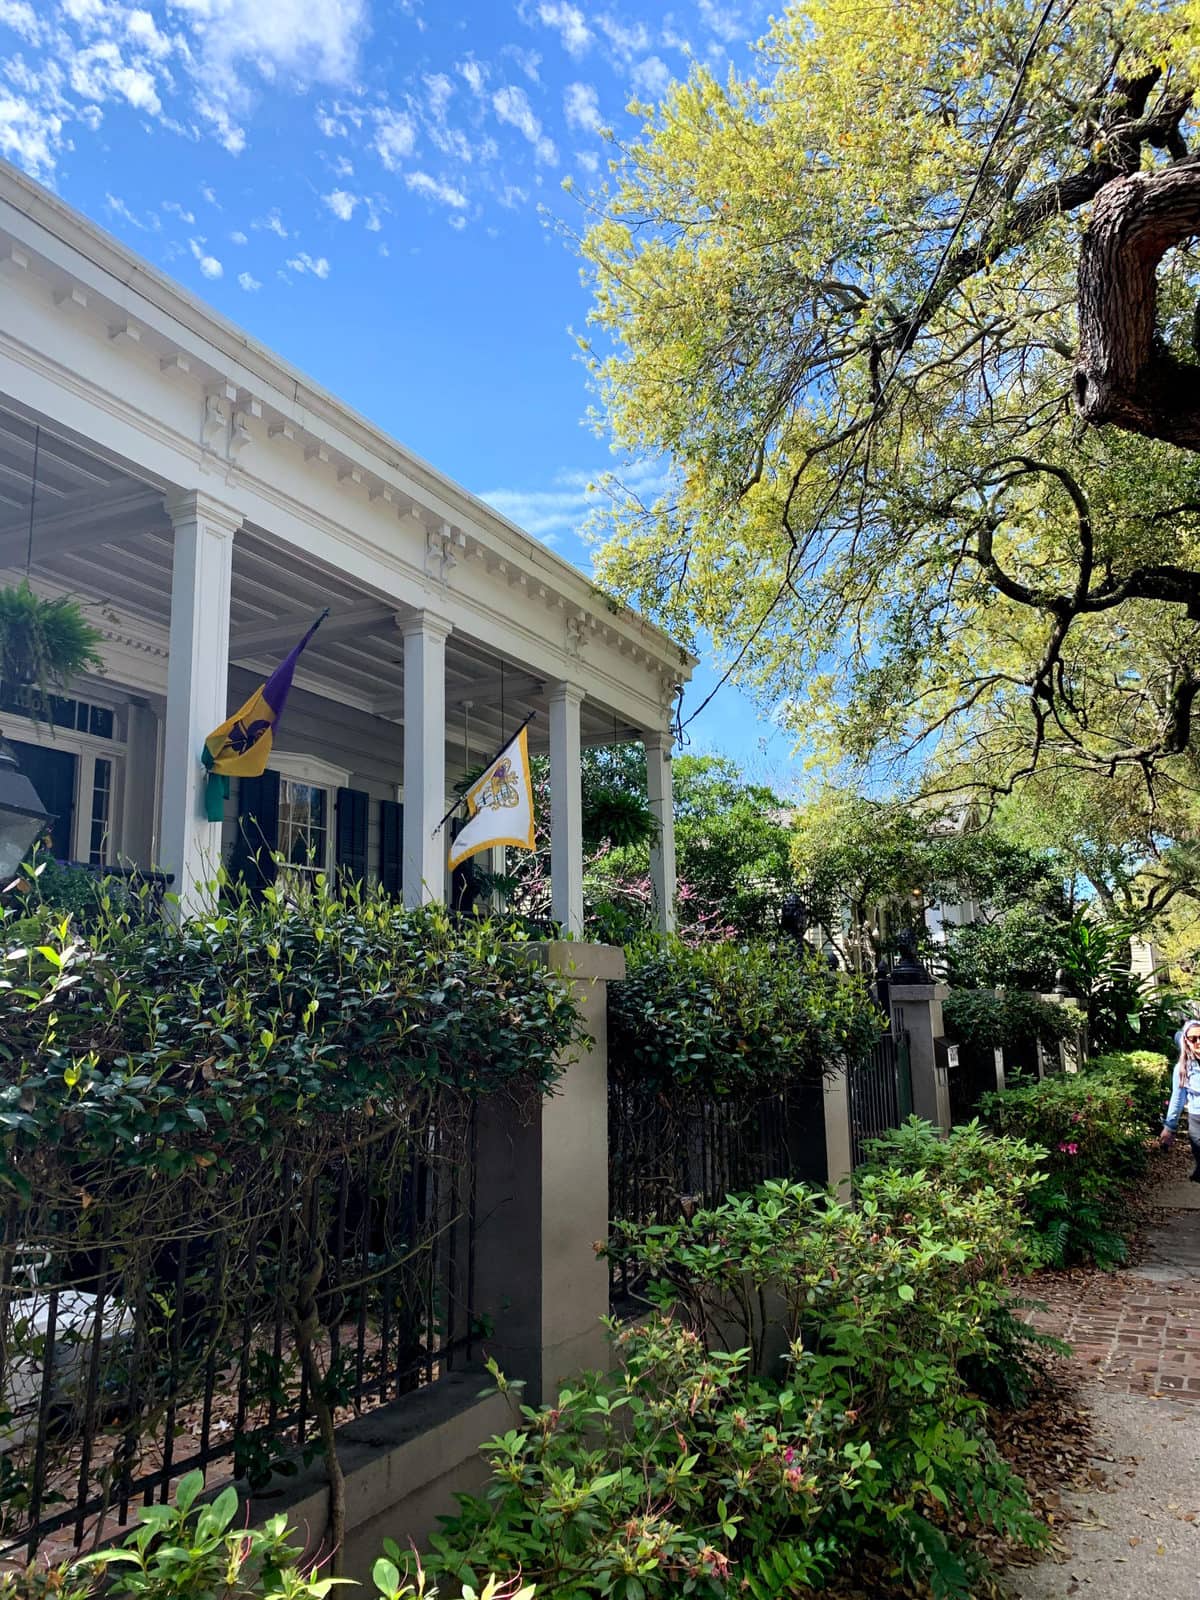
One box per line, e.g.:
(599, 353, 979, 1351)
(0, 408, 641, 752)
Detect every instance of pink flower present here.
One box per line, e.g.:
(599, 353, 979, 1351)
(783, 1447, 796, 1465)
(1056, 1141, 1079, 1156)
(1071, 1112, 1084, 1123)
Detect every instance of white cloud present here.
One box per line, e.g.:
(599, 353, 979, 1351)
(479, 471, 596, 541)
(364, 199, 381, 230)
(163, 199, 196, 223)
(448, 213, 466, 231)
(230, 229, 248, 243)
(697, 0, 744, 43)
(373, 105, 416, 169)
(200, 181, 218, 204)
(424, 71, 453, 117)
(404, 169, 467, 209)
(596, 14, 650, 56)
(106, 192, 156, 229)
(499, 183, 528, 208)
(254, 207, 288, 237)
(630, 55, 671, 98)
(575, 149, 599, 172)
(0, 1, 45, 44)
(188, 237, 222, 277)
(287, 250, 330, 278)
(237, 269, 261, 290)
(67, 42, 162, 115)
(331, 152, 353, 176)
(0, 57, 72, 178)
(323, 187, 358, 220)
(456, 57, 486, 96)
(532, 1, 592, 57)
(502, 44, 541, 82)
(563, 81, 601, 133)
(492, 83, 557, 165)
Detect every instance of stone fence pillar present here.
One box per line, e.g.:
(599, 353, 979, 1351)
(891, 981, 952, 1134)
(471, 941, 624, 1404)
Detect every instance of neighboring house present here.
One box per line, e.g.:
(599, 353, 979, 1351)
(0, 162, 693, 930)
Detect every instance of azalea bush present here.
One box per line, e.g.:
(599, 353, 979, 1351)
(1089, 1049, 1172, 1130)
(981, 1073, 1150, 1268)
(607, 936, 880, 1096)
(432, 1176, 1044, 1600)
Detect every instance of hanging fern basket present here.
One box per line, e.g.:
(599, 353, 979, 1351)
(0, 582, 104, 722)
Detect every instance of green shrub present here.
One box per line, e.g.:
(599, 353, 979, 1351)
(513, 1177, 1040, 1598)
(861, 1114, 1047, 1202)
(0, 1472, 528, 1600)
(942, 990, 1080, 1055)
(0, 877, 584, 1186)
(981, 1073, 1149, 1268)
(1089, 1049, 1172, 1129)
(859, 1119, 1066, 1405)
(607, 937, 881, 1096)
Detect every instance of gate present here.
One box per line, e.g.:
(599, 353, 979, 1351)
(848, 1031, 911, 1168)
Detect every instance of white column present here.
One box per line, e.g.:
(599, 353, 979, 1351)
(548, 681, 584, 936)
(160, 492, 238, 914)
(402, 612, 451, 907)
(645, 728, 677, 935)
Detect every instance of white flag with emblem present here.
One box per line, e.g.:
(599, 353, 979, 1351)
(447, 723, 536, 870)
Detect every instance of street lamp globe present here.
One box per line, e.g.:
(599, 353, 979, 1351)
(0, 737, 53, 881)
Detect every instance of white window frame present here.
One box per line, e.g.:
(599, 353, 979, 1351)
(269, 753, 350, 883)
(2, 702, 127, 865)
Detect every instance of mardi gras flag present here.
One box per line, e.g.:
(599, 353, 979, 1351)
(447, 723, 536, 870)
(201, 610, 326, 819)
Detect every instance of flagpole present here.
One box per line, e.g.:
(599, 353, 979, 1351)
(433, 710, 537, 835)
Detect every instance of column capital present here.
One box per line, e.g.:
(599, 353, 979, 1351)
(643, 724, 675, 755)
(548, 679, 585, 706)
(400, 609, 453, 643)
(163, 490, 242, 538)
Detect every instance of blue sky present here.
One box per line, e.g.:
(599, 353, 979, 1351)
(0, 0, 797, 784)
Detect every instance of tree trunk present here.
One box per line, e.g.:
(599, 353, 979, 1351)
(1075, 158, 1200, 452)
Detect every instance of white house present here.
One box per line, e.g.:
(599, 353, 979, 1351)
(0, 161, 693, 931)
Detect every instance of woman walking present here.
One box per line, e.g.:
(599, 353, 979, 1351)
(1159, 1021, 1200, 1180)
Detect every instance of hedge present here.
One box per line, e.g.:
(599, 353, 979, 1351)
(607, 936, 881, 1096)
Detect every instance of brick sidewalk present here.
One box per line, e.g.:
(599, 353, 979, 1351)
(1026, 1148, 1200, 1403)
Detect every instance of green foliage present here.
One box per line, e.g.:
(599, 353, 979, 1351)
(0, 1473, 528, 1600)
(603, 1176, 1043, 1595)
(1089, 1050, 1173, 1131)
(981, 1073, 1150, 1268)
(607, 936, 880, 1096)
(0, 874, 584, 1185)
(942, 991, 1081, 1055)
(942, 906, 1074, 994)
(583, 752, 796, 942)
(0, 584, 103, 722)
(860, 1115, 1047, 1205)
(579, 0, 1200, 799)
(1060, 913, 1156, 1054)
(859, 1118, 1067, 1406)
(424, 1322, 846, 1600)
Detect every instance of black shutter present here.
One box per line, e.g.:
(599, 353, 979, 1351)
(231, 770, 280, 894)
(336, 787, 369, 882)
(379, 799, 403, 897)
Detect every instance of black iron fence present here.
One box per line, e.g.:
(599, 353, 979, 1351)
(0, 1101, 475, 1563)
(847, 1031, 912, 1169)
(607, 1077, 827, 1306)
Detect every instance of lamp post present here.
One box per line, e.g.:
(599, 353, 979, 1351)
(0, 737, 53, 881)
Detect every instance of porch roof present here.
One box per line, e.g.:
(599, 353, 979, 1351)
(0, 159, 695, 749)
